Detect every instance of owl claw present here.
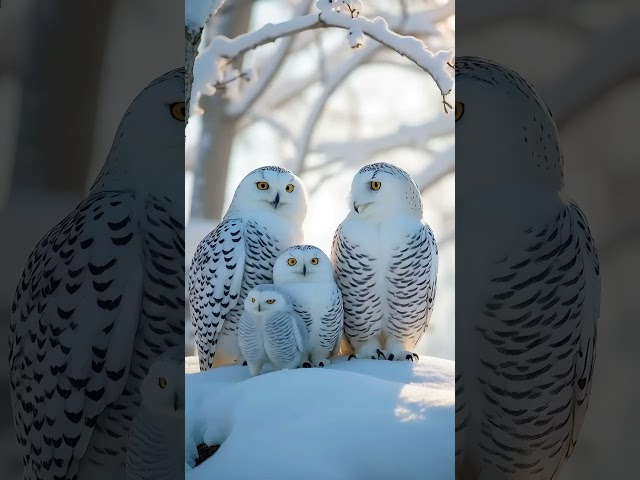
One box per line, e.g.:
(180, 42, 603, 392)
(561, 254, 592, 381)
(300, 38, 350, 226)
(319, 362, 324, 367)
(302, 362, 312, 368)
(376, 349, 386, 360)
(388, 353, 395, 361)
(242, 361, 247, 366)
(413, 353, 419, 361)
(406, 354, 414, 361)
(348, 354, 357, 361)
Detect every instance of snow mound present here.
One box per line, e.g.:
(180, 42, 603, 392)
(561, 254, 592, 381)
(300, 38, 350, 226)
(185, 356, 454, 480)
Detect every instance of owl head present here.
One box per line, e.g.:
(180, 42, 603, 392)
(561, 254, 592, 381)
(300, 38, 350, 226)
(139, 346, 184, 416)
(92, 68, 185, 194)
(349, 162, 422, 220)
(273, 245, 334, 284)
(455, 56, 563, 190)
(227, 166, 308, 224)
(243, 284, 293, 316)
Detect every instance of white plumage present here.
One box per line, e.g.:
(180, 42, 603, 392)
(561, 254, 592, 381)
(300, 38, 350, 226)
(238, 284, 309, 376)
(189, 166, 307, 370)
(455, 56, 600, 480)
(331, 162, 438, 362)
(273, 245, 343, 367)
(126, 347, 184, 480)
(8, 69, 185, 480)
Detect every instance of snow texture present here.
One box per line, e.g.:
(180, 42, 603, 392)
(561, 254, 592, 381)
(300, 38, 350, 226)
(191, 5, 454, 115)
(186, 0, 224, 32)
(185, 356, 454, 480)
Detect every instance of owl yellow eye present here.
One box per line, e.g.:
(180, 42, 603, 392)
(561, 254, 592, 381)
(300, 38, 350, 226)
(159, 377, 167, 389)
(310, 257, 319, 265)
(170, 102, 185, 121)
(251, 297, 256, 303)
(285, 184, 295, 193)
(455, 101, 464, 122)
(371, 181, 382, 191)
(287, 258, 297, 266)
(256, 182, 270, 190)
(266, 299, 275, 304)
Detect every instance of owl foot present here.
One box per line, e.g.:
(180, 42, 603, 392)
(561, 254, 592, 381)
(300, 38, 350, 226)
(387, 351, 419, 362)
(347, 352, 382, 360)
(302, 362, 312, 368)
(311, 357, 331, 367)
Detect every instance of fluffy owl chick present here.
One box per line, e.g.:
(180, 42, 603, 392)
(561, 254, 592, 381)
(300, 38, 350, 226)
(331, 162, 438, 362)
(126, 347, 184, 480)
(189, 166, 308, 371)
(238, 284, 309, 376)
(455, 57, 599, 480)
(273, 245, 343, 367)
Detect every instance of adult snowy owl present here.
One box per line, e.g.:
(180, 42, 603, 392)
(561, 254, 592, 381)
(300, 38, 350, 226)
(8, 68, 185, 480)
(189, 166, 307, 370)
(331, 162, 438, 361)
(273, 245, 343, 367)
(126, 347, 184, 480)
(238, 284, 309, 376)
(455, 57, 600, 480)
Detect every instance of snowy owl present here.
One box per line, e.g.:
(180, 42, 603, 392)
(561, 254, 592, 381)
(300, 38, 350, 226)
(455, 56, 600, 480)
(189, 166, 307, 370)
(8, 68, 185, 480)
(238, 284, 309, 376)
(331, 162, 438, 361)
(126, 347, 184, 480)
(273, 245, 343, 367)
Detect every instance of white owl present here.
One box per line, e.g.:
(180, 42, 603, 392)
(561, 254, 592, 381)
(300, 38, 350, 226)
(8, 69, 185, 480)
(238, 284, 309, 376)
(126, 347, 184, 480)
(455, 57, 600, 480)
(189, 167, 308, 370)
(273, 245, 343, 367)
(331, 162, 438, 361)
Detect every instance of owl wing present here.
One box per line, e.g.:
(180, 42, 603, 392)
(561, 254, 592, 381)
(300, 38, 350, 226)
(188, 217, 246, 369)
(9, 191, 144, 480)
(322, 285, 344, 354)
(466, 197, 599, 471)
(330, 223, 380, 345)
(291, 311, 309, 353)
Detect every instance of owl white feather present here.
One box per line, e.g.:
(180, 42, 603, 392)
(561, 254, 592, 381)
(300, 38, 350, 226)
(273, 245, 343, 367)
(126, 347, 184, 480)
(189, 166, 308, 370)
(455, 57, 600, 480)
(331, 162, 438, 362)
(238, 284, 309, 376)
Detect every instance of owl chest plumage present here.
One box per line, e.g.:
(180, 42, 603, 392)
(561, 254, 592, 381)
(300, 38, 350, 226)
(335, 215, 436, 346)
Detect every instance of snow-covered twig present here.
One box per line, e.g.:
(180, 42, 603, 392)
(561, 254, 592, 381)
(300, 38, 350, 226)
(313, 117, 453, 163)
(192, 7, 454, 116)
(292, 42, 382, 172)
(227, 0, 314, 118)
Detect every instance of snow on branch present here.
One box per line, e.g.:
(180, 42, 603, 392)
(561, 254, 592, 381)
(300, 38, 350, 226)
(312, 117, 453, 165)
(191, 0, 454, 117)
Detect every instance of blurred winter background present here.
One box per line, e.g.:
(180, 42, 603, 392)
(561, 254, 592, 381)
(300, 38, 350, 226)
(457, 0, 640, 477)
(185, 0, 455, 361)
(0, 0, 182, 476)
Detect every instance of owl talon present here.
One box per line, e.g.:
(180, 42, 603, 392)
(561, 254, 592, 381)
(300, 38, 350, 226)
(242, 361, 247, 366)
(302, 362, 312, 368)
(376, 349, 386, 360)
(406, 354, 413, 361)
(388, 353, 395, 361)
(412, 353, 419, 361)
(348, 354, 357, 361)
(319, 362, 324, 367)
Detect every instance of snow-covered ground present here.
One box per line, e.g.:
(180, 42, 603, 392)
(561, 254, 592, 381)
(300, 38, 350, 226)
(185, 355, 454, 480)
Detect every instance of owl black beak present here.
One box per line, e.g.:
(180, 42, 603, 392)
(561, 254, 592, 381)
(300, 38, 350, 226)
(271, 193, 280, 209)
(302, 264, 307, 276)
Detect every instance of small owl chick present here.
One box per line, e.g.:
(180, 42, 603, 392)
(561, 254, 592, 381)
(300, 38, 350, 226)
(126, 347, 184, 480)
(238, 284, 309, 376)
(273, 245, 343, 367)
